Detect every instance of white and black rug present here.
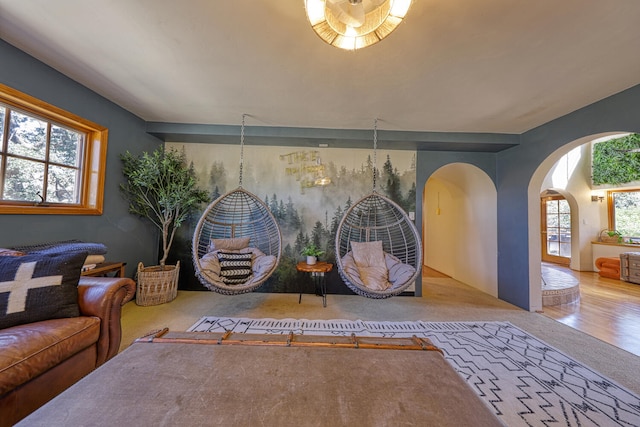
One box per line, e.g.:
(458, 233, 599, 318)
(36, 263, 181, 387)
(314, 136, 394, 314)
(188, 317, 640, 427)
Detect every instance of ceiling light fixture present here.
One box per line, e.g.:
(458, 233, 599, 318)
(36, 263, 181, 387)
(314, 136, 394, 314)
(305, 0, 412, 50)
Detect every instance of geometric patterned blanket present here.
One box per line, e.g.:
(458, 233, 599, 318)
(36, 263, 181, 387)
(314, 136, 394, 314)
(188, 318, 640, 427)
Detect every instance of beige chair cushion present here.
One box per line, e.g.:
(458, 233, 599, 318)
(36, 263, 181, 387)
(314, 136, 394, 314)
(209, 237, 251, 252)
(359, 264, 391, 291)
(342, 251, 415, 292)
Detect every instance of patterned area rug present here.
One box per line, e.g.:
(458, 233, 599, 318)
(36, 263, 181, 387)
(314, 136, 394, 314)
(188, 317, 640, 427)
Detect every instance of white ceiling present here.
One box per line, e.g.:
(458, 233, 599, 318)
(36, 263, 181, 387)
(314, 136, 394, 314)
(1, 0, 639, 135)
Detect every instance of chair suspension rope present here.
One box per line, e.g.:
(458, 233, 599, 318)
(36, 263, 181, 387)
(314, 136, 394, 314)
(333, 117, 422, 299)
(239, 113, 246, 188)
(373, 118, 378, 192)
(192, 113, 283, 295)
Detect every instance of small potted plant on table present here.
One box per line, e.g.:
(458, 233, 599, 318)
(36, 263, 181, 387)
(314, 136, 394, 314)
(301, 244, 325, 265)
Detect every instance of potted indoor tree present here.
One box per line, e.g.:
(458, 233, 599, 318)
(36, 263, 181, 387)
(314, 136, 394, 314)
(120, 147, 208, 305)
(301, 243, 325, 265)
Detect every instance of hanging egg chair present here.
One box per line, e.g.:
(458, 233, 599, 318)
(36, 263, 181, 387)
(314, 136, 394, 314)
(335, 120, 422, 298)
(192, 115, 282, 295)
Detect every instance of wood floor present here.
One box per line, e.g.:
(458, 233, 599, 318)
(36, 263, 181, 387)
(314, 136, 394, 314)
(540, 262, 640, 357)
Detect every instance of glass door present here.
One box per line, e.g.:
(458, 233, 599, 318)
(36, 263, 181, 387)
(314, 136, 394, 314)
(541, 196, 571, 265)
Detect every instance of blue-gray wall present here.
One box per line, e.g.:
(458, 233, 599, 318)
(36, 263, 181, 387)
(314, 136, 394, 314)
(496, 85, 640, 309)
(0, 40, 162, 278)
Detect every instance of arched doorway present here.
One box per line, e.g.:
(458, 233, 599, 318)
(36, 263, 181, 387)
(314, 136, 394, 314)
(423, 163, 497, 297)
(527, 132, 630, 310)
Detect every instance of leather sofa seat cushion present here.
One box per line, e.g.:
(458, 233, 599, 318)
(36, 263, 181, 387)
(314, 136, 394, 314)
(0, 316, 100, 395)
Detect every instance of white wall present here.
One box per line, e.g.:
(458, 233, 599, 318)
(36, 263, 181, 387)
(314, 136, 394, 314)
(424, 163, 498, 297)
(540, 144, 602, 271)
(424, 178, 456, 274)
(539, 141, 640, 272)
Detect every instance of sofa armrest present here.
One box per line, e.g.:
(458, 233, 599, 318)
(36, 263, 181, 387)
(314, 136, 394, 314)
(77, 277, 135, 366)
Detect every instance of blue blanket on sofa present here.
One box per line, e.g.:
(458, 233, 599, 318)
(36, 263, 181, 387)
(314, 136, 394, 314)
(11, 240, 107, 255)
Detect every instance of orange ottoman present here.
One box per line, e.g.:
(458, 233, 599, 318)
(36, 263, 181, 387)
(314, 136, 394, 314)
(595, 257, 620, 279)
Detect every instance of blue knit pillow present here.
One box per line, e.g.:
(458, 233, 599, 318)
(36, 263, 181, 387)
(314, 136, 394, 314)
(217, 252, 253, 285)
(0, 251, 87, 329)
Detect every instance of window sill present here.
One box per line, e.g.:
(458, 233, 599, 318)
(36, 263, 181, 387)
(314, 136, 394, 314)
(0, 204, 102, 215)
(591, 241, 640, 248)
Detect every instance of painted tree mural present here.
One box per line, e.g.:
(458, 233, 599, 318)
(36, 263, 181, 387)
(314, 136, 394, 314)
(166, 143, 417, 294)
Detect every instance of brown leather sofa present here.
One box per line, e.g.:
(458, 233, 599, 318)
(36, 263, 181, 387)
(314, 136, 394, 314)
(0, 276, 135, 426)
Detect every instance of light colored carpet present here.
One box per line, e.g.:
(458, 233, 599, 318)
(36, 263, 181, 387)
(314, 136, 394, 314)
(119, 276, 640, 398)
(188, 317, 640, 427)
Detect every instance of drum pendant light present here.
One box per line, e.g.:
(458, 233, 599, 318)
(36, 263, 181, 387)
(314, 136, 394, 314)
(305, 0, 412, 50)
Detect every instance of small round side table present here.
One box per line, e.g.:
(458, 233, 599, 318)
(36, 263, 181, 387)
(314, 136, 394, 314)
(296, 261, 333, 307)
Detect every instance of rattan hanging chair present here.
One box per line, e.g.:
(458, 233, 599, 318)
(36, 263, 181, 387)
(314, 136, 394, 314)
(335, 120, 422, 299)
(192, 116, 282, 295)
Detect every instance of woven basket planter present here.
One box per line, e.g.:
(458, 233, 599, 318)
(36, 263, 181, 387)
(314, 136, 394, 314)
(136, 261, 180, 306)
(599, 230, 622, 244)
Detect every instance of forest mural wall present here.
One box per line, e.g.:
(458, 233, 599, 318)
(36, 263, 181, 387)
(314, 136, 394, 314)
(165, 142, 417, 295)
